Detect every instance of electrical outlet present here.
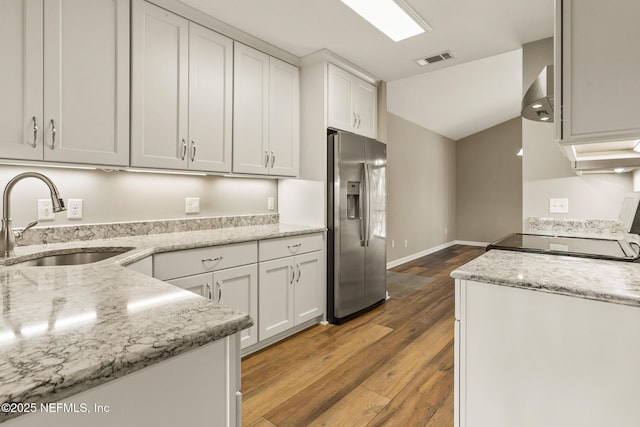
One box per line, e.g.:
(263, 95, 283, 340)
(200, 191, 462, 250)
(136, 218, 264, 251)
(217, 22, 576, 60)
(37, 199, 55, 221)
(267, 197, 275, 211)
(67, 199, 83, 219)
(185, 197, 200, 214)
(549, 198, 569, 214)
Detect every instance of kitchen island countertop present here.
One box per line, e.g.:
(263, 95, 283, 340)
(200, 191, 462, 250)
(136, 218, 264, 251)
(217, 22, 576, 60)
(0, 223, 324, 422)
(451, 248, 640, 307)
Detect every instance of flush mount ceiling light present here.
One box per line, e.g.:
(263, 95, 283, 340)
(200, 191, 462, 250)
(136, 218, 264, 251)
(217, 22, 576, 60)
(340, 0, 432, 42)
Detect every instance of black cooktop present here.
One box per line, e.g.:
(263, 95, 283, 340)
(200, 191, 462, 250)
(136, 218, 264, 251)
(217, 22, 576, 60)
(487, 233, 640, 262)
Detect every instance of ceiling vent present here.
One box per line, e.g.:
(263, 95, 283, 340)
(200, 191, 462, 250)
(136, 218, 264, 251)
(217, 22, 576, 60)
(415, 51, 454, 66)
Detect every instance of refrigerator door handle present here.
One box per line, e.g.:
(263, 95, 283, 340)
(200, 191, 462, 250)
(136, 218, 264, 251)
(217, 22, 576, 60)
(364, 162, 371, 247)
(359, 162, 366, 246)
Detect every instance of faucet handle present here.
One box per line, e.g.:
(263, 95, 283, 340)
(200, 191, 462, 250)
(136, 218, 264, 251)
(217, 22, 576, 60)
(15, 220, 39, 241)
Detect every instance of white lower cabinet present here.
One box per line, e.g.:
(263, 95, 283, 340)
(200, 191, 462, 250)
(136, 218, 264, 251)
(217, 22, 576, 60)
(164, 264, 258, 350)
(6, 335, 241, 427)
(455, 279, 640, 427)
(258, 250, 323, 341)
(213, 264, 259, 349)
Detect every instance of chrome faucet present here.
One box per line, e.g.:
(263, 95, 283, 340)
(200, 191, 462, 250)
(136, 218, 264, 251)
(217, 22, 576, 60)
(1, 172, 66, 258)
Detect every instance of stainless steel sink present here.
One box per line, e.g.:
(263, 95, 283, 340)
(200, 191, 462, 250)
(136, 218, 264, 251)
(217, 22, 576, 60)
(14, 247, 134, 267)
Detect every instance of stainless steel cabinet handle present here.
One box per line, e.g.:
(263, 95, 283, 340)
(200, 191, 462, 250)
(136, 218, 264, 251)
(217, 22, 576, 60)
(216, 281, 222, 302)
(191, 140, 196, 162)
(49, 119, 56, 149)
(180, 138, 187, 160)
(270, 151, 275, 168)
(205, 282, 213, 299)
(201, 256, 223, 263)
(264, 150, 270, 168)
(31, 117, 37, 148)
(296, 264, 301, 282)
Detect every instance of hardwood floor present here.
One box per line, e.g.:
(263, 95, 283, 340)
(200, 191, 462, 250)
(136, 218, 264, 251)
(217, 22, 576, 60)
(241, 245, 485, 427)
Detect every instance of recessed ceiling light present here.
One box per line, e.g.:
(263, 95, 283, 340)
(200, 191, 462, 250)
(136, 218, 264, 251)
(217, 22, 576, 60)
(531, 103, 543, 109)
(340, 0, 432, 42)
(540, 116, 550, 121)
(614, 168, 625, 173)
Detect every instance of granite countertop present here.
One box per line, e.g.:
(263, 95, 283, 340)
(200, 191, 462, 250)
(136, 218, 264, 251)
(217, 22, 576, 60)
(0, 223, 324, 422)
(451, 249, 640, 307)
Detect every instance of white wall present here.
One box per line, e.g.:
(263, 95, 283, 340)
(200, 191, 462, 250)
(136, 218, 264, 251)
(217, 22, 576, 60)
(522, 38, 632, 221)
(0, 164, 277, 227)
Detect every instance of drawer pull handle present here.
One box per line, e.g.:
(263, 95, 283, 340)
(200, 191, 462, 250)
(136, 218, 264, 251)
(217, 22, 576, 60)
(287, 243, 302, 250)
(201, 256, 223, 263)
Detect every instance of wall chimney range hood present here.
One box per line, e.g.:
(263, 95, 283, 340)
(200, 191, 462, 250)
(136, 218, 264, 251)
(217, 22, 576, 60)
(522, 65, 553, 122)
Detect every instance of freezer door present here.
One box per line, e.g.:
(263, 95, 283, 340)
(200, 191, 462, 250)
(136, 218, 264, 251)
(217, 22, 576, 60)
(364, 138, 387, 306)
(333, 131, 366, 318)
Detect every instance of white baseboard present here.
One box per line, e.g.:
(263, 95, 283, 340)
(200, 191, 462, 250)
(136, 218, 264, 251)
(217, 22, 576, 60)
(386, 241, 456, 269)
(454, 240, 489, 247)
(386, 240, 489, 269)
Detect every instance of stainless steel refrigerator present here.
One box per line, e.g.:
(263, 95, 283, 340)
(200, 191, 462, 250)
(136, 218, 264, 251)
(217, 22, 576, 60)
(327, 129, 387, 324)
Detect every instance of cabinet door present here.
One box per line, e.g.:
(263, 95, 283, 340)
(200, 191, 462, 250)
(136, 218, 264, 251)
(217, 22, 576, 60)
(327, 64, 356, 133)
(0, 0, 43, 161)
(258, 257, 294, 340)
(43, 0, 129, 166)
(233, 42, 270, 175)
(354, 80, 377, 139)
(293, 251, 323, 325)
(131, 0, 189, 169)
(214, 264, 258, 349)
(268, 57, 299, 177)
(188, 22, 233, 173)
(559, 0, 640, 143)
(165, 272, 212, 298)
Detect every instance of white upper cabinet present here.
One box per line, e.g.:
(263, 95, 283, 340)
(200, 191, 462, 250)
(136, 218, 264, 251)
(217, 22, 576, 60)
(557, 0, 640, 144)
(0, 0, 129, 166)
(233, 42, 299, 177)
(268, 57, 300, 177)
(0, 0, 42, 161)
(188, 22, 233, 173)
(131, 0, 189, 170)
(131, 1, 233, 173)
(328, 64, 377, 139)
(233, 43, 270, 175)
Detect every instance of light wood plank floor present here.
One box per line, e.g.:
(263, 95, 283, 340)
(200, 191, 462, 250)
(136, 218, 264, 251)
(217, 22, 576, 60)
(241, 245, 485, 427)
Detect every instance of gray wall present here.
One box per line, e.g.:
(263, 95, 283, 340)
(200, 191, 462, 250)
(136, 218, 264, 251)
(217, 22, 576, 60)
(522, 38, 632, 221)
(386, 113, 456, 262)
(0, 164, 277, 227)
(456, 117, 522, 243)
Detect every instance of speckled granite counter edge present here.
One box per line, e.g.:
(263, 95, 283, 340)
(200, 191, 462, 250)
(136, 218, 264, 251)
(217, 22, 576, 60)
(451, 249, 640, 308)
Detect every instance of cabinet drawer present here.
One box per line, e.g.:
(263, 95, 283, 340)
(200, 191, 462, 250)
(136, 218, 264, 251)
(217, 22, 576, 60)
(154, 242, 257, 281)
(259, 233, 324, 262)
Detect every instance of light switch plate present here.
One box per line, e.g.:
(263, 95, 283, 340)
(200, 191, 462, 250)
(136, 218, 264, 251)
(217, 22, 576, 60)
(37, 199, 55, 221)
(549, 198, 569, 214)
(267, 197, 275, 211)
(67, 199, 83, 219)
(185, 197, 200, 214)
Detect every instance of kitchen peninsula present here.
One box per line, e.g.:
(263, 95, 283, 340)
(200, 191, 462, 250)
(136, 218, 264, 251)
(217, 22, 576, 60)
(0, 217, 324, 426)
(452, 249, 640, 427)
